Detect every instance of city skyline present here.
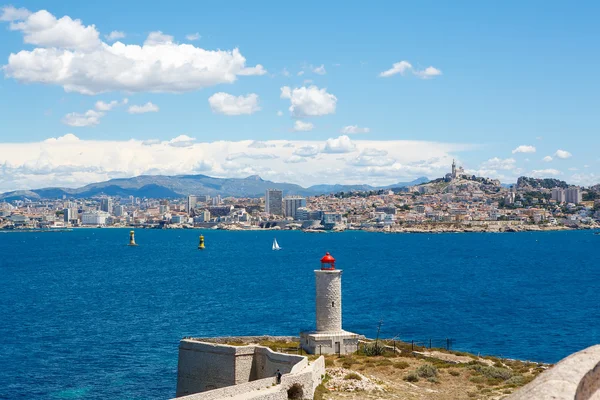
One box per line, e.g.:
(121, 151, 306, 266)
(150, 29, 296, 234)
(1, 1, 599, 192)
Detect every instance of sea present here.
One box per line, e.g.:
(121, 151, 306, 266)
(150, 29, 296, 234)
(1, 228, 599, 399)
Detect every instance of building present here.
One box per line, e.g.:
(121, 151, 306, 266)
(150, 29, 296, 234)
(207, 205, 233, 217)
(551, 188, 566, 203)
(113, 205, 125, 217)
(63, 208, 77, 223)
(211, 195, 222, 206)
(265, 189, 283, 216)
(81, 211, 109, 225)
(565, 188, 582, 204)
(295, 207, 309, 221)
(100, 197, 113, 214)
(301, 252, 359, 355)
(186, 195, 197, 214)
(284, 196, 306, 219)
(194, 210, 210, 223)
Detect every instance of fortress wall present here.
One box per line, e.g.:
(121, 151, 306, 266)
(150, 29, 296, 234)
(253, 347, 305, 380)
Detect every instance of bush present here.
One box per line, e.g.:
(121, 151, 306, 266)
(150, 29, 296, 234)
(341, 358, 357, 369)
(470, 364, 513, 381)
(324, 358, 334, 367)
(417, 364, 438, 378)
(504, 375, 525, 387)
(428, 376, 439, 383)
(313, 384, 328, 400)
(344, 372, 362, 381)
(449, 369, 461, 376)
(404, 372, 419, 382)
(394, 361, 410, 369)
(363, 343, 387, 356)
(287, 383, 304, 399)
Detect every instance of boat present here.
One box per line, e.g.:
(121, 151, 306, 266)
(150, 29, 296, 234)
(272, 238, 281, 251)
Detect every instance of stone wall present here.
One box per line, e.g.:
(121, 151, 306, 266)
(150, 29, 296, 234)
(507, 345, 600, 400)
(175, 340, 324, 400)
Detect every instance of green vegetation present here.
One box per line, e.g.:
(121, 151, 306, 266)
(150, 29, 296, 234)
(394, 361, 410, 369)
(417, 364, 438, 378)
(343, 372, 362, 381)
(403, 372, 419, 382)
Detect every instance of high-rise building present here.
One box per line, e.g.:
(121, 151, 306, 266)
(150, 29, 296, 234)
(284, 196, 306, 219)
(211, 195, 222, 206)
(113, 205, 125, 217)
(100, 197, 113, 214)
(187, 195, 197, 214)
(565, 188, 582, 204)
(265, 189, 283, 216)
(551, 188, 566, 203)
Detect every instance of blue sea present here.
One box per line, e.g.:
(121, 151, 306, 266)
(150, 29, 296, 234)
(1, 229, 599, 399)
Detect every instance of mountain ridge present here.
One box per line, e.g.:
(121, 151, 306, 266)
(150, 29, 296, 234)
(0, 174, 430, 201)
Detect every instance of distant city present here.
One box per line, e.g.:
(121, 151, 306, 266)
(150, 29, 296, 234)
(1, 162, 599, 232)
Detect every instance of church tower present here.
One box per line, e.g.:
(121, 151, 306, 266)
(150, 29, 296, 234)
(452, 159, 457, 179)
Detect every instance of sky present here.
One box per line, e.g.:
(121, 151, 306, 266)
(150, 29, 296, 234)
(0, 1, 599, 191)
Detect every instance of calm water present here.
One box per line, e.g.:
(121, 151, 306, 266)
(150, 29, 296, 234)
(1, 229, 599, 399)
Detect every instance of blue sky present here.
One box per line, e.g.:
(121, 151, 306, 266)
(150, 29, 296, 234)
(0, 1, 599, 190)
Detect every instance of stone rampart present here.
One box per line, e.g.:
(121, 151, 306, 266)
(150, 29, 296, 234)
(175, 340, 324, 400)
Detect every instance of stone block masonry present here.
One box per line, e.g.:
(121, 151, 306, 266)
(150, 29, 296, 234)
(174, 339, 325, 400)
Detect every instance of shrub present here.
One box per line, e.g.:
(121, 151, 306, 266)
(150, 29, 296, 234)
(363, 343, 387, 356)
(417, 364, 438, 378)
(394, 361, 410, 369)
(504, 375, 525, 387)
(427, 376, 439, 383)
(287, 383, 304, 399)
(470, 365, 513, 381)
(404, 372, 419, 382)
(344, 372, 362, 381)
(341, 358, 356, 369)
(324, 358, 334, 367)
(313, 384, 328, 400)
(449, 369, 461, 376)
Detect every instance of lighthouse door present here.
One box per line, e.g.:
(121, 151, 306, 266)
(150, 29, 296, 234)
(335, 341, 340, 355)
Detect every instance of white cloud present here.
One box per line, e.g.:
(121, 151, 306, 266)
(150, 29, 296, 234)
(340, 125, 370, 134)
(312, 64, 326, 75)
(293, 120, 314, 132)
(104, 31, 125, 41)
(554, 149, 572, 159)
(0, 136, 478, 191)
(379, 61, 442, 79)
(512, 145, 536, 154)
(480, 157, 517, 170)
(8, 9, 101, 50)
(348, 156, 395, 167)
(323, 135, 356, 154)
(297, 71, 304, 76)
(281, 68, 290, 77)
(2, 9, 267, 95)
(186, 32, 201, 41)
(128, 102, 159, 114)
(208, 92, 260, 115)
(167, 135, 196, 148)
(0, 5, 31, 21)
(362, 148, 388, 157)
(413, 66, 442, 79)
(379, 61, 412, 77)
(531, 169, 561, 177)
(280, 85, 337, 117)
(542, 156, 553, 162)
(62, 110, 103, 127)
(277, 110, 283, 117)
(95, 99, 119, 111)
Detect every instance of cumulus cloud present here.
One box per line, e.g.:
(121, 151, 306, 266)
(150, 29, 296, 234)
(531, 169, 561, 177)
(480, 157, 517, 170)
(0, 5, 31, 21)
(208, 92, 260, 115)
(62, 110, 103, 127)
(323, 135, 356, 154)
(340, 125, 370, 134)
(2, 9, 267, 95)
(312, 64, 326, 75)
(293, 120, 314, 132)
(0, 136, 477, 191)
(95, 99, 122, 111)
(128, 102, 159, 114)
(543, 156, 553, 162)
(186, 32, 201, 41)
(167, 135, 196, 148)
(361, 148, 388, 157)
(555, 149, 572, 159)
(104, 31, 125, 41)
(248, 141, 275, 149)
(379, 61, 442, 79)
(512, 145, 536, 154)
(280, 85, 337, 117)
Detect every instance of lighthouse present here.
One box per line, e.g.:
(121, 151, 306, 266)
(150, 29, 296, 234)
(300, 252, 359, 355)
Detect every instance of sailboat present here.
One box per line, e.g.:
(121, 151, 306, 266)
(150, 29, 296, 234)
(272, 238, 281, 251)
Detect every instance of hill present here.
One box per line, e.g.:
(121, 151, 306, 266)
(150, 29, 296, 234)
(0, 175, 430, 201)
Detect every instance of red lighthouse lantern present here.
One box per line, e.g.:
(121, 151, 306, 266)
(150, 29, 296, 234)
(320, 252, 336, 270)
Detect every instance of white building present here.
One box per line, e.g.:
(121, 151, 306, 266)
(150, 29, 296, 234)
(565, 188, 582, 204)
(552, 188, 566, 203)
(284, 196, 306, 219)
(113, 205, 125, 217)
(194, 210, 211, 223)
(81, 211, 110, 225)
(265, 189, 283, 216)
(301, 253, 359, 355)
(187, 195, 197, 214)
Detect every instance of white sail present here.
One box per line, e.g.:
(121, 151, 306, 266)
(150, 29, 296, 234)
(272, 238, 281, 250)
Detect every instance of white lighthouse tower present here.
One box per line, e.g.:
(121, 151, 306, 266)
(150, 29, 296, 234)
(301, 252, 359, 355)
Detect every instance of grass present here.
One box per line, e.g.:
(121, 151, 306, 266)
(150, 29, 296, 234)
(403, 372, 419, 382)
(394, 361, 410, 369)
(344, 372, 362, 381)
